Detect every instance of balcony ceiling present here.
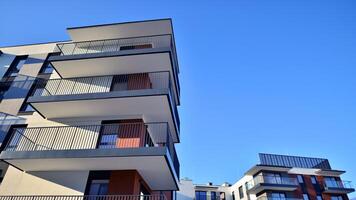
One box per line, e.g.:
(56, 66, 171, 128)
(51, 52, 172, 78)
(67, 19, 173, 42)
(1, 148, 178, 190)
(49, 51, 179, 105)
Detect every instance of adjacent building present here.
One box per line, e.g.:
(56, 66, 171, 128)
(0, 18, 180, 200)
(178, 154, 354, 200)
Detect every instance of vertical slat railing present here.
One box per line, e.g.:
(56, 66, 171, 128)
(4, 123, 172, 152)
(0, 195, 167, 200)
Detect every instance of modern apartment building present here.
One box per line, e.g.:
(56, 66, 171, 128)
(178, 154, 354, 200)
(0, 19, 180, 200)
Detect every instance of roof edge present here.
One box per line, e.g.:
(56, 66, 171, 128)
(67, 18, 172, 30)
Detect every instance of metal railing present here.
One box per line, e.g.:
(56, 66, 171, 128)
(4, 122, 179, 175)
(246, 175, 298, 190)
(5, 122, 169, 151)
(0, 195, 167, 200)
(54, 34, 181, 98)
(31, 72, 170, 97)
(55, 35, 173, 56)
(324, 180, 353, 190)
(29, 71, 180, 132)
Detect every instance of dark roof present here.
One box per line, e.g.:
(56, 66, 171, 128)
(259, 153, 332, 170)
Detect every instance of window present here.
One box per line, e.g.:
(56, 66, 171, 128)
(88, 179, 109, 195)
(39, 52, 61, 74)
(39, 62, 54, 74)
(238, 186, 244, 199)
(220, 192, 225, 200)
(5, 55, 28, 77)
(297, 175, 304, 183)
(19, 81, 37, 113)
(331, 196, 342, 200)
(0, 81, 11, 101)
(311, 176, 317, 184)
(19, 103, 35, 112)
(317, 196, 323, 200)
(119, 44, 152, 50)
(211, 192, 217, 200)
(196, 191, 207, 200)
(232, 191, 235, 200)
(303, 194, 309, 200)
(325, 177, 339, 188)
(98, 125, 118, 149)
(271, 193, 286, 200)
(265, 173, 282, 184)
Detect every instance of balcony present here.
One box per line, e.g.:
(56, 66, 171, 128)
(246, 175, 298, 194)
(0, 195, 167, 200)
(0, 122, 179, 190)
(27, 71, 179, 142)
(323, 180, 355, 194)
(49, 34, 180, 103)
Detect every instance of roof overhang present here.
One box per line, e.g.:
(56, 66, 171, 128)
(245, 165, 291, 175)
(67, 19, 173, 42)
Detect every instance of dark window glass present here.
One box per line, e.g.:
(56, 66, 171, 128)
(39, 62, 54, 74)
(119, 44, 152, 50)
(265, 173, 282, 184)
(238, 186, 244, 199)
(325, 177, 338, 188)
(271, 193, 286, 200)
(0, 81, 12, 101)
(331, 196, 342, 200)
(311, 176, 317, 184)
(88, 180, 109, 195)
(5, 56, 28, 77)
(232, 191, 235, 200)
(297, 175, 304, 183)
(39, 52, 60, 74)
(196, 191, 207, 200)
(211, 192, 216, 200)
(19, 81, 37, 112)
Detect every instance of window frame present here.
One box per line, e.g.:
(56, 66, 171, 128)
(297, 175, 304, 183)
(4, 55, 28, 77)
(238, 186, 244, 199)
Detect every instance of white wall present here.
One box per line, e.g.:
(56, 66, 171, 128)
(229, 175, 255, 200)
(177, 180, 195, 200)
(0, 166, 89, 195)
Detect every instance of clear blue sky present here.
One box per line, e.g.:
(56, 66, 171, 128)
(1, 0, 356, 196)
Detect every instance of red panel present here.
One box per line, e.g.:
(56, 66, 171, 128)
(116, 123, 146, 148)
(127, 73, 152, 90)
(303, 175, 317, 200)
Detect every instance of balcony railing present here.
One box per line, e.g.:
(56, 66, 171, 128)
(324, 180, 353, 190)
(53, 34, 181, 98)
(0, 195, 167, 200)
(246, 175, 298, 190)
(31, 72, 169, 97)
(4, 122, 179, 175)
(29, 71, 180, 130)
(55, 35, 173, 56)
